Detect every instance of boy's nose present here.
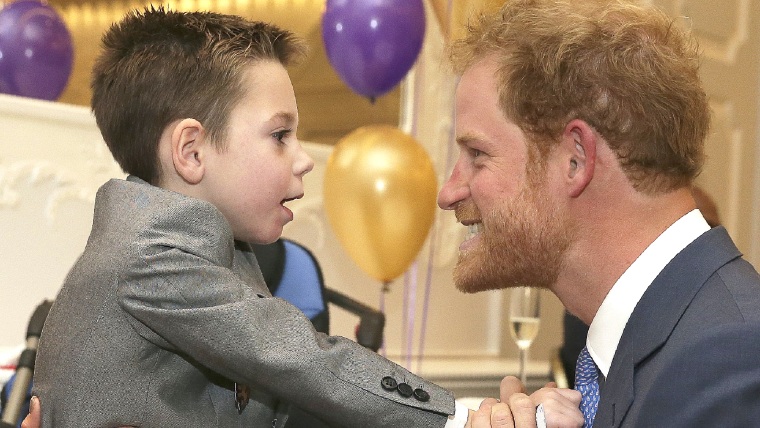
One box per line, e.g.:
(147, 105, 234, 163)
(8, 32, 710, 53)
(295, 143, 314, 177)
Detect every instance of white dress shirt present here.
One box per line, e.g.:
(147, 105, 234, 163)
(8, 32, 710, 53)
(445, 401, 471, 428)
(586, 209, 711, 377)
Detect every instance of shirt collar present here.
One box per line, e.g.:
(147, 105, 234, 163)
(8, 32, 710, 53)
(586, 209, 710, 376)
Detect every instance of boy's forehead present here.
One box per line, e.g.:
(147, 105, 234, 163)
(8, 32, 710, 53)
(232, 61, 298, 120)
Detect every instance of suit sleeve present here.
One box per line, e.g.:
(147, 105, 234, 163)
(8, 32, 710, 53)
(633, 321, 760, 427)
(116, 198, 455, 427)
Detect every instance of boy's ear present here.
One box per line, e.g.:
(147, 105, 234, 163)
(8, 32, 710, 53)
(170, 118, 207, 185)
(561, 119, 596, 198)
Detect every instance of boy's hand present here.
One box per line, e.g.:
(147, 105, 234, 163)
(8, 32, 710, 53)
(20, 396, 40, 428)
(20, 396, 134, 428)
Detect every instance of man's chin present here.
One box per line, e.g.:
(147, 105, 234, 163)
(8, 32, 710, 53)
(453, 268, 507, 294)
(455, 280, 499, 294)
(453, 252, 491, 293)
(452, 255, 544, 293)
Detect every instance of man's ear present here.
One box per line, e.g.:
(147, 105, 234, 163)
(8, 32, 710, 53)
(170, 118, 207, 185)
(561, 119, 596, 198)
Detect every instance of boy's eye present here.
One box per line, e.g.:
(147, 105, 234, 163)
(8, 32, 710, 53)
(272, 129, 291, 142)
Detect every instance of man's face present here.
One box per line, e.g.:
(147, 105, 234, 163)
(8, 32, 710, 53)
(437, 57, 570, 293)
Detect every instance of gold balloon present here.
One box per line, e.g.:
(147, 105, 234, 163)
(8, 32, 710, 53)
(324, 125, 438, 283)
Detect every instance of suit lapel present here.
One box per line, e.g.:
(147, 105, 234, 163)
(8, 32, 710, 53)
(595, 227, 741, 427)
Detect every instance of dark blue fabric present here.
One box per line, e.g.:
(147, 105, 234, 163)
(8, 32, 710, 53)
(634, 321, 760, 427)
(595, 227, 760, 426)
(575, 347, 599, 427)
(275, 240, 326, 319)
(1, 373, 30, 428)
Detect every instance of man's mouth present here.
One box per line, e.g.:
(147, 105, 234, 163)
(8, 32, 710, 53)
(465, 222, 483, 239)
(460, 221, 483, 250)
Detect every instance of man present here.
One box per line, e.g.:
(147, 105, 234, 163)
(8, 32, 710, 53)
(439, 0, 760, 426)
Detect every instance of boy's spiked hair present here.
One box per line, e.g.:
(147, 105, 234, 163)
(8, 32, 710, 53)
(91, 6, 306, 184)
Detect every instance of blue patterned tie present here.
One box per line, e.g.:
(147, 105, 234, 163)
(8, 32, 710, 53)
(575, 346, 600, 427)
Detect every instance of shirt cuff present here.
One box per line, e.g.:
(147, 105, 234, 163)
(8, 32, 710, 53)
(444, 401, 470, 428)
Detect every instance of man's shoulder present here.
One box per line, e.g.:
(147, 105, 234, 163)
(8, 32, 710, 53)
(633, 320, 760, 427)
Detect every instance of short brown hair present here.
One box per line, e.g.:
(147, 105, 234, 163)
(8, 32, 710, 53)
(449, 0, 710, 193)
(91, 6, 307, 184)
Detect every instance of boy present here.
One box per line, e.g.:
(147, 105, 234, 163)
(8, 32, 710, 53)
(32, 7, 473, 427)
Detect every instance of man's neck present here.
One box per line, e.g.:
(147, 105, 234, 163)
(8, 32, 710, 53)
(552, 187, 697, 324)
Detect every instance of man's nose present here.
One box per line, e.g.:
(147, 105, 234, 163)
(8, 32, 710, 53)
(437, 167, 469, 210)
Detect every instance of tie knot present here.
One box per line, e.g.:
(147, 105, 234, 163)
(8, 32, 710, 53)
(575, 346, 599, 385)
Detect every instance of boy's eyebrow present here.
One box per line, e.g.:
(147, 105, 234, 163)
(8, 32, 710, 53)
(266, 111, 296, 126)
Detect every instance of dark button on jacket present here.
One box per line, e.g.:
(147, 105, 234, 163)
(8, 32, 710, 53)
(397, 382, 414, 398)
(381, 376, 398, 391)
(413, 388, 430, 402)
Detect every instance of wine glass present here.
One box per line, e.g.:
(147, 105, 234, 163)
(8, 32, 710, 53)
(509, 287, 541, 386)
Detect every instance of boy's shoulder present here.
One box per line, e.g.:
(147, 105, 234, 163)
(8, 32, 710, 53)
(99, 176, 216, 215)
(95, 176, 234, 247)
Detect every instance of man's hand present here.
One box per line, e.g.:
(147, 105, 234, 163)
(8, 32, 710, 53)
(463, 376, 584, 427)
(20, 396, 40, 428)
(466, 398, 513, 428)
(499, 376, 584, 428)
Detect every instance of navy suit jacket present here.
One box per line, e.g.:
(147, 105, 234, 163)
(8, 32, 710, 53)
(594, 226, 760, 427)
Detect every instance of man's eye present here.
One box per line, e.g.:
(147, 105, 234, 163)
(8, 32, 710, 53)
(472, 149, 483, 157)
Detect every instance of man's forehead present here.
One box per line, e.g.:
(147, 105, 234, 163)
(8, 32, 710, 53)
(459, 57, 500, 88)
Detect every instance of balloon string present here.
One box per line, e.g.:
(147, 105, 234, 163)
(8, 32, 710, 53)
(417, 222, 438, 372)
(405, 261, 419, 370)
(401, 272, 408, 365)
(413, 44, 425, 137)
(379, 281, 389, 358)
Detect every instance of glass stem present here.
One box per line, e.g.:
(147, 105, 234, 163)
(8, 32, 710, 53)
(519, 348, 528, 386)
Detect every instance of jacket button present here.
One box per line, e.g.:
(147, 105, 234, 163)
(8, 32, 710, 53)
(413, 388, 430, 402)
(381, 376, 398, 391)
(397, 382, 414, 398)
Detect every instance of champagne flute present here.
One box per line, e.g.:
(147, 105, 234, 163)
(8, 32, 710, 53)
(509, 287, 541, 386)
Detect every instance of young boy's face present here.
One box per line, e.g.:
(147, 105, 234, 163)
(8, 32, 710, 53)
(201, 60, 313, 244)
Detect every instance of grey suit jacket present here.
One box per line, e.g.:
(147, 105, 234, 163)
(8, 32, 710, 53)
(594, 226, 760, 427)
(33, 177, 454, 427)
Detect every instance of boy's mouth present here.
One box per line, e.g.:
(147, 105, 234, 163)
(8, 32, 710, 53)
(281, 194, 303, 205)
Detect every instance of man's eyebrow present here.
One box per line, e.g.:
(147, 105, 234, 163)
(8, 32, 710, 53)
(455, 133, 481, 146)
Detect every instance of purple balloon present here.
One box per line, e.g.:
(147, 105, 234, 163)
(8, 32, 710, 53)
(0, 0, 74, 101)
(322, 0, 425, 100)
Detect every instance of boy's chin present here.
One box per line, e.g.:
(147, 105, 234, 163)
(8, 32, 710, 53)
(248, 236, 280, 245)
(239, 228, 283, 245)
